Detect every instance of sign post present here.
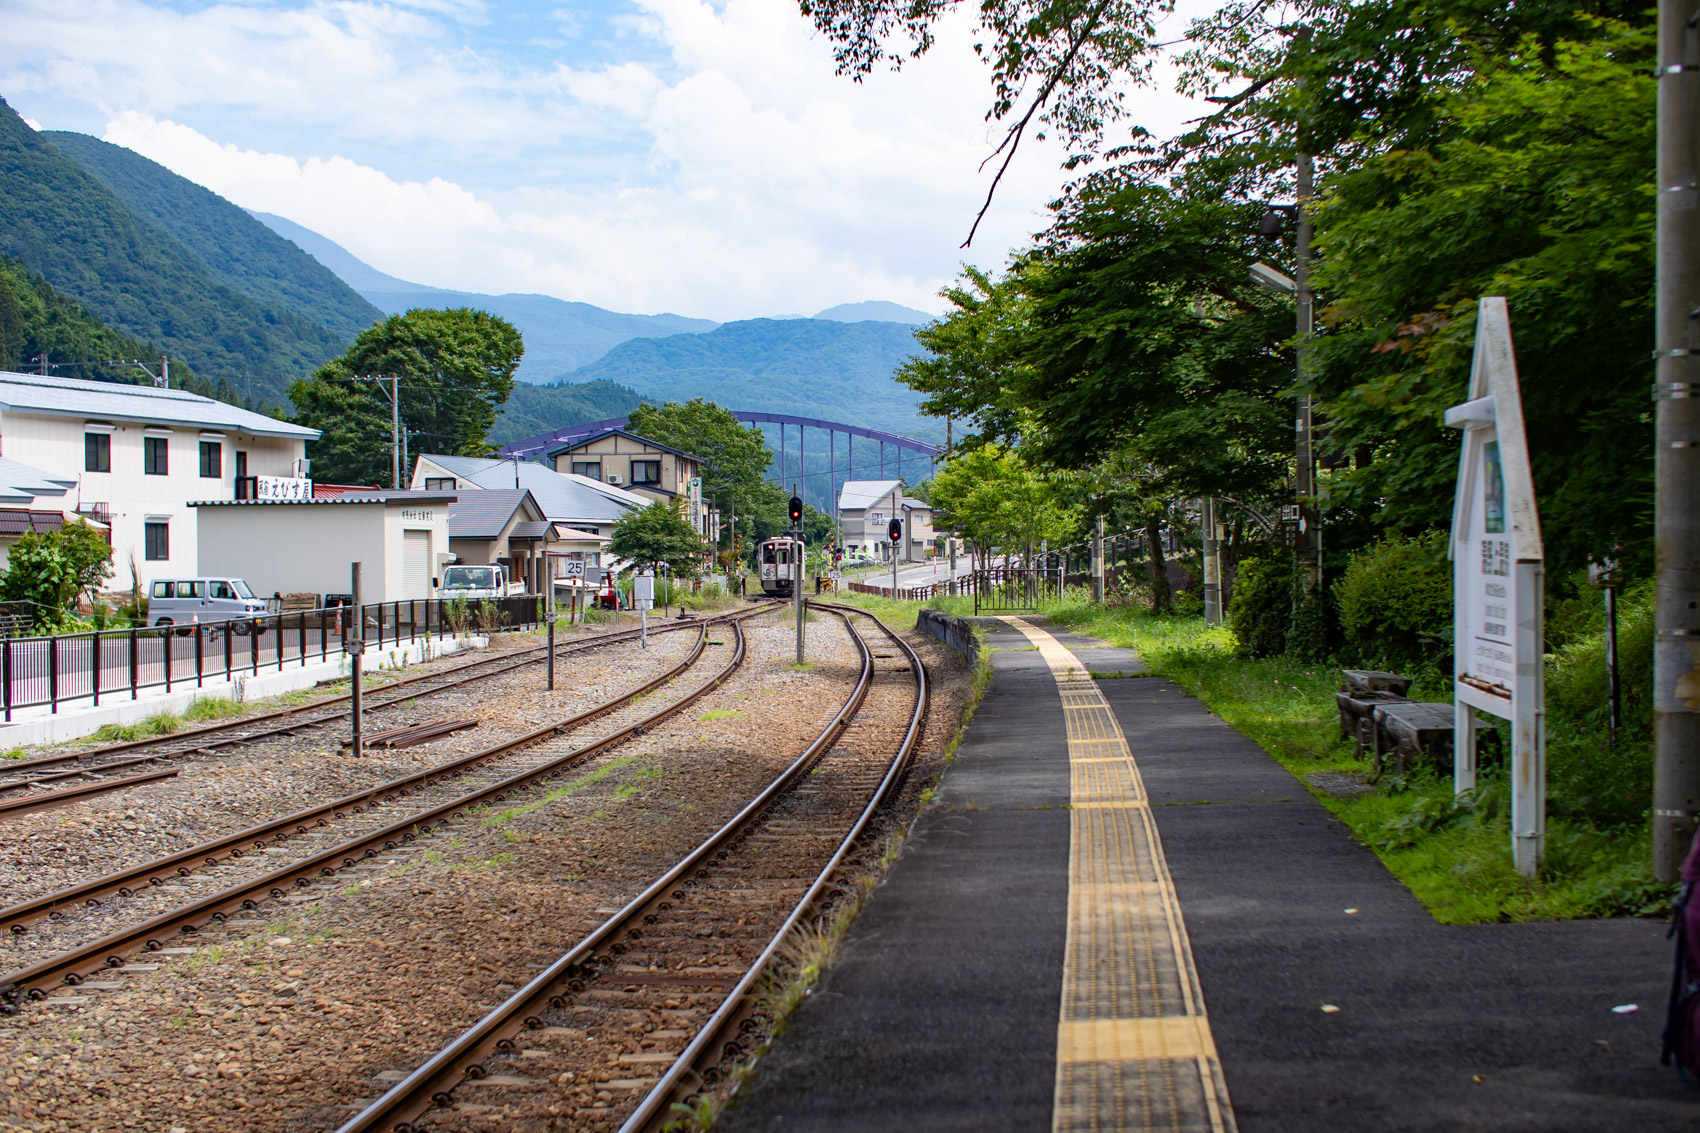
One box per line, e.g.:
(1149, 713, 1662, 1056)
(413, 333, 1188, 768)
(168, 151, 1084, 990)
(634, 571, 655, 648)
(346, 562, 364, 758)
(790, 490, 805, 665)
(1444, 297, 1545, 875)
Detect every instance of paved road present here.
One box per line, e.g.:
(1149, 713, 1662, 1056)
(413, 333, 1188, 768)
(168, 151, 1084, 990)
(721, 619, 1692, 1132)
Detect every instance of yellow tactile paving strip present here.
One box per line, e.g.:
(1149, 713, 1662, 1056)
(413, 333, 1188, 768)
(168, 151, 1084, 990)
(1001, 617, 1236, 1133)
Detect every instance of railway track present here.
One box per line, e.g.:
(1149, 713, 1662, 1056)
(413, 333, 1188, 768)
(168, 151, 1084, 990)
(0, 605, 775, 815)
(335, 601, 928, 1133)
(0, 607, 777, 1011)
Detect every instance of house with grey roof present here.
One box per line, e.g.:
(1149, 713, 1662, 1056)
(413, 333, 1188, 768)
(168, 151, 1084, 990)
(446, 488, 557, 595)
(0, 455, 84, 568)
(0, 371, 319, 586)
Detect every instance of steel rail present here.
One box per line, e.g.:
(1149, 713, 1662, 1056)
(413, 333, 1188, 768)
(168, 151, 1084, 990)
(620, 602, 928, 1131)
(0, 614, 761, 1009)
(0, 612, 754, 933)
(333, 608, 878, 1133)
(0, 768, 181, 817)
(0, 606, 774, 779)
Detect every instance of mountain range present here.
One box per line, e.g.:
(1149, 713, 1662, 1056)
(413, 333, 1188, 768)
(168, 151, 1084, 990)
(0, 93, 942, 444)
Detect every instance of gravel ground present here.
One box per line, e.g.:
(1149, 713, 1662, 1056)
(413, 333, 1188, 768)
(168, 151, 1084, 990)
(0, 625, 707, 969)
(0, 609, 950, 1133)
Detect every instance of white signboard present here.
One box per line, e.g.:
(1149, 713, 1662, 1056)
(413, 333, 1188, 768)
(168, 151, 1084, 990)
(633, 572, 655, 611)
(560, 558, 585, 580)
(256, 475, 313, 501)
(1445, 297, 1546, 875)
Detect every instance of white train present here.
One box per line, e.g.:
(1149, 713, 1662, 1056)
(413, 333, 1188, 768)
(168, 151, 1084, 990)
(757, 535, 806, 598)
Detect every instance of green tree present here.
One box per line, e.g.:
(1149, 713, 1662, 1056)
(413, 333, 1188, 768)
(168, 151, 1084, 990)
(59, 521, 114, 607)
(626, 398, 772, 541)
(1, 531, 79, 627)
(931, 445, 1077, 570)
(291, 308, 522, 485)
(608, 499, 706, 579)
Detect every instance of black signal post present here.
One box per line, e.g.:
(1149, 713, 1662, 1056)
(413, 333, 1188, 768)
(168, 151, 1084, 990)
(889, 517, 902, 597)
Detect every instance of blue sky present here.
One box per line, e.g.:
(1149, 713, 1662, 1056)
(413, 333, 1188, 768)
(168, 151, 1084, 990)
(0, 0, 1210, 321)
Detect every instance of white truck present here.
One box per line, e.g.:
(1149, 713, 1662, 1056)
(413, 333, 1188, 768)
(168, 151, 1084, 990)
(439, 563, 513, 600)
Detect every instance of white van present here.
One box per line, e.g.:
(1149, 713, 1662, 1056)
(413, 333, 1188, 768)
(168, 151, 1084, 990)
(149, 577, 269, 632)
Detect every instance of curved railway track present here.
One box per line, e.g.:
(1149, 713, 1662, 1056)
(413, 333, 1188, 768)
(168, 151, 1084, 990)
(0, 606, 776, 816)
(336, 601, 928, 1133)
(0, 607, 778, 1012)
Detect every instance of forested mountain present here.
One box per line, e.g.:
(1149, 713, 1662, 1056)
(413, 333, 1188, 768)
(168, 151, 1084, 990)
(814, 300, 932, 325)
(0, 254, 279, 412)
(46, 132, 382, 341)
(490, 379, 644, 446)
(248, 211, 719, 380)
(555, 319, 937, 438)
(0, 98, 346, 404)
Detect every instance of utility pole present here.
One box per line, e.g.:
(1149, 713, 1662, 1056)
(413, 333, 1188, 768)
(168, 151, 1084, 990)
(1295, 146, 1319, 596)
(1653, 0, 1700, 879)
(391, 374, 401, 489)
(347, 562, 364, 757)
(1202, 498, 1221, 624)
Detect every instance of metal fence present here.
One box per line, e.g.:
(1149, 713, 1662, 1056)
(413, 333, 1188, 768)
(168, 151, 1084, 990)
(972, 568, 1062, 614)
(2, 594, 547, 720)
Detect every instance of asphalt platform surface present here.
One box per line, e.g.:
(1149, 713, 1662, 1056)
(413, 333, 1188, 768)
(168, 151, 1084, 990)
(721, 619, 1694, 1132)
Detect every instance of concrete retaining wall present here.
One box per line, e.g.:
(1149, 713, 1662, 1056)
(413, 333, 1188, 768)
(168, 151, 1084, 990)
(917, 608, 980, 666)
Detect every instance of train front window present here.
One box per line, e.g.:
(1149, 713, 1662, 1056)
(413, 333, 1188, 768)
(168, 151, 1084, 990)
(763, 545, 777, 564)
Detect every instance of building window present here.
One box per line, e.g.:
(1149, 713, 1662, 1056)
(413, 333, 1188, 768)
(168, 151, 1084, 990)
(571, 461, 601, 480)
(84, 433, 110, 473)
(631, 460, 661, 485)
(144, 436, 168, 476)
(235, 451, 248, 478)
(199, 440, 222, 478)
(425, 477, 455, 491)
(144, 521, 169, 561)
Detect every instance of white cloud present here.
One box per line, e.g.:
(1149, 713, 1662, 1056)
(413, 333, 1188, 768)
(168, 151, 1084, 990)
(11, 0, 1214, 320)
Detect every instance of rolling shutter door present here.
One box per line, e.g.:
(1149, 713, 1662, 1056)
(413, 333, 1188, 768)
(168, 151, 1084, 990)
(403, 531, 431, 599)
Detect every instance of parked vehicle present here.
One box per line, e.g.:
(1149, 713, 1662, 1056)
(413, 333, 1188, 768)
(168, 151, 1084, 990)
(148, 577, 269, 633)
(440, 563, 509, 600)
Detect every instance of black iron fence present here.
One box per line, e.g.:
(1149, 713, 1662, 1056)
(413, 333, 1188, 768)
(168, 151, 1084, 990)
(972, 568, 1063, 614)
(1, 594, 547, 720)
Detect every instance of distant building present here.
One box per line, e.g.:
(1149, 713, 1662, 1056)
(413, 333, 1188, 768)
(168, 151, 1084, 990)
(0, 371, 317, 586)
(410, 453, 644, 589)
(901, 496, 935, 563)
(543, 428, 707, 534)
(837, 480, 904, 562)
(445, 488, 558, 595)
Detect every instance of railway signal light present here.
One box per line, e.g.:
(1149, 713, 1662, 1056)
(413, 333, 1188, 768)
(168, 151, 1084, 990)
(788, 495, 803, 525)
(888, 518, 902, 543)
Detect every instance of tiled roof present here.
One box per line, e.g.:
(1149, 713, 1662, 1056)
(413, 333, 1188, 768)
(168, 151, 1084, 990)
(447, 488, 540, 540)
(418, 454, 642, 525)
(544, 427, 702, 463)
(193, 490, 457, 507)
(0, 371, 319, 439)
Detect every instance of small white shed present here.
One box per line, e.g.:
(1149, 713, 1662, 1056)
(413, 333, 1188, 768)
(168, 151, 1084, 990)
(192, 490, 456, 604)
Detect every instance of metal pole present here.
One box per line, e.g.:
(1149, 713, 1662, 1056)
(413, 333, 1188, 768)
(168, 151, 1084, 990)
(1654, 0, 1700, 879)
(1202, 498, 1221, 624)
(1093, 514, 1106, 605)
(1606, 584, 1621, 742)
(349, 563, 364, 757)
(795, 483, 805, 666)
(547, 617, 556, 691)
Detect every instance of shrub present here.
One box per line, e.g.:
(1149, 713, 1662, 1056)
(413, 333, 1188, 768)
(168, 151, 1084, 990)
(1334, 530, 1453, 670)
(1226, 554, 1294, 657)
(1546, 579, 1654, 737)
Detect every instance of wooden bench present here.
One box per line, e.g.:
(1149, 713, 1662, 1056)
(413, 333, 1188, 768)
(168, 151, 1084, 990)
(1370, 701, 1497, 777)
(1341, 669, 1414, 696)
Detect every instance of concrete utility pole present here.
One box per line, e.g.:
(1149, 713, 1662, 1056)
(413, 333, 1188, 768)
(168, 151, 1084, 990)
(793, 484, 805, 666)
(1653, 0, 1700, 879)
(348, 562, 364, 757)
(1202, 498, 1222, 624)
(1092, 514, 1106, 604)
(1294, 148, 1320, 596)
(391, 374, 401, 490)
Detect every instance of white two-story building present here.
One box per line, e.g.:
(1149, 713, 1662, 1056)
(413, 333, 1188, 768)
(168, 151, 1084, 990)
(0, 372, 318, 588)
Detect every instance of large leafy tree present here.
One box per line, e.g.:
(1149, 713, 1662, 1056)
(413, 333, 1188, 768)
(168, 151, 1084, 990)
(626, 398, 771, 523)
(608, 499, 706, 579)
(291, 308, 522, 486)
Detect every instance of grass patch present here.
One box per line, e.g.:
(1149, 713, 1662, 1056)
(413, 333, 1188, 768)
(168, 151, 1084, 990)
(1043, 599, 1663, 923)
(481, 756, 644, 826)
(93, 709, 184, 742)
(182, 696, 246, 723)
(817, 590, 976, 632)
(698, 709, 744, 721)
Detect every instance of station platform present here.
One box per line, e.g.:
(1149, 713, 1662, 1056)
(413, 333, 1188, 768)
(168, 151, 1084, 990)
(721, 617, 1694, 1132)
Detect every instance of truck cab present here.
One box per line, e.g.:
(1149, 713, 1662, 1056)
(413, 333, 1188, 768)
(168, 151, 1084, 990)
(440, 563, 508, 600)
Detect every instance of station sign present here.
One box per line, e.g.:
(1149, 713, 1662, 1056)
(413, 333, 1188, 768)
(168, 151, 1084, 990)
(1444, 296, 1545, 875)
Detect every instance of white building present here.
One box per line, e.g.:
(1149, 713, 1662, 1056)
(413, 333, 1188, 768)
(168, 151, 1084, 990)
(837, 480, 904, 562)
(193, 491, 455, 604)
(0, 372, 318, 588)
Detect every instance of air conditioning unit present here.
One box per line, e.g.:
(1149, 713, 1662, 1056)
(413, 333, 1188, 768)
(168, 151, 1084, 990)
(293, 458, 311, 478)
(607, 473, 624, 485)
